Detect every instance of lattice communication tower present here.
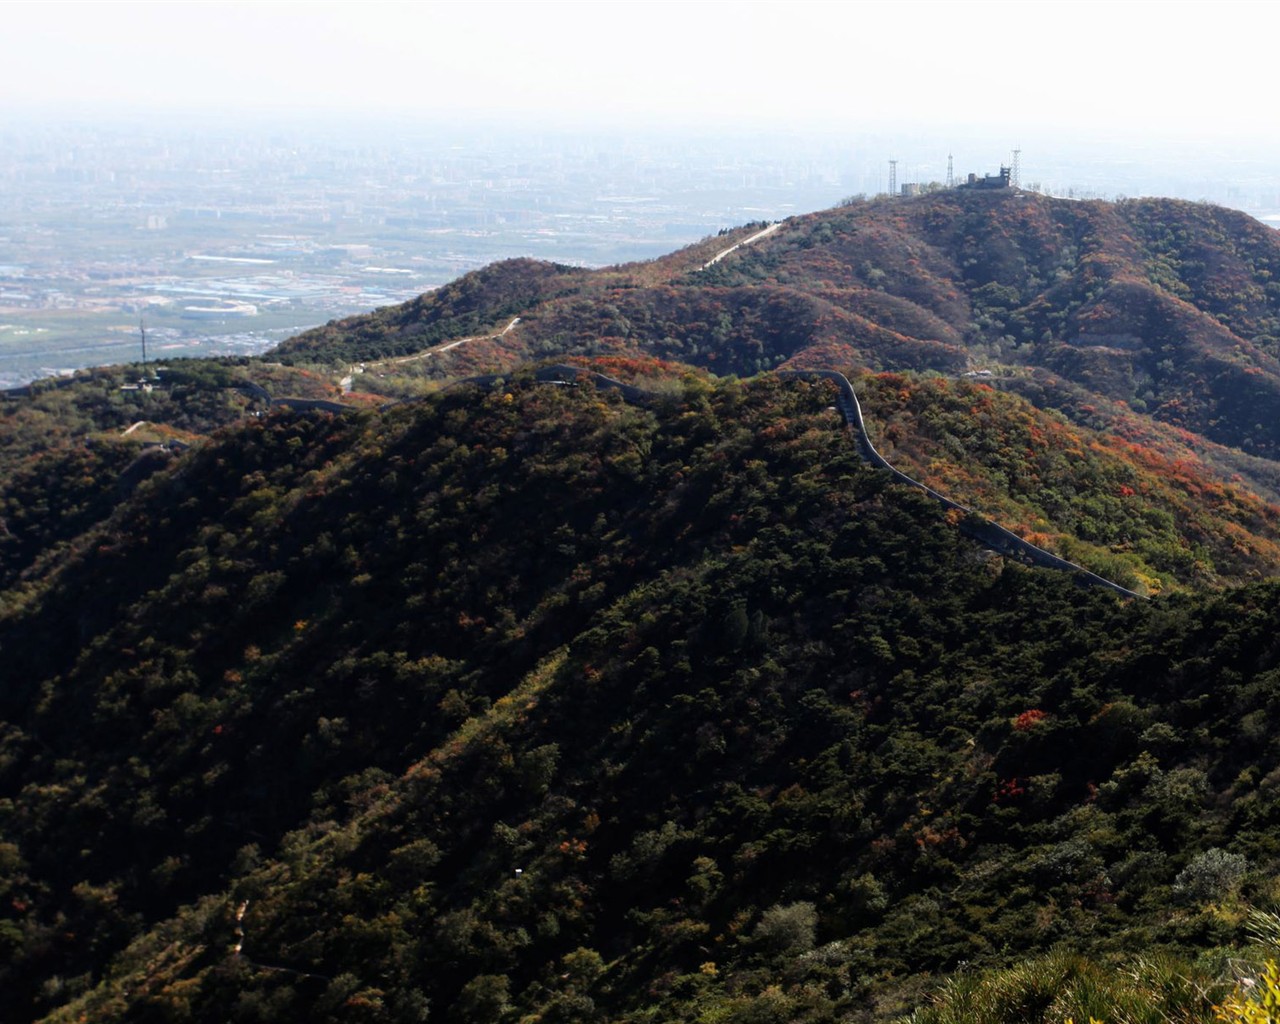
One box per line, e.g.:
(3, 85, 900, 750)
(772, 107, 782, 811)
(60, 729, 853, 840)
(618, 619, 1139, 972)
(946, 153, 954, 189)
(888, 159, 898, 197)
(1011, 148, 1021, 189)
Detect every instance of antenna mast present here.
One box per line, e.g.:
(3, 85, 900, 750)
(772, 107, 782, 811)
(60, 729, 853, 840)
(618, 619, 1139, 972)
(888, 159, 898, 197)
(1011, 147, 1021, 189)
(140, 317, 148, 373)
(946, 153, 954, 189)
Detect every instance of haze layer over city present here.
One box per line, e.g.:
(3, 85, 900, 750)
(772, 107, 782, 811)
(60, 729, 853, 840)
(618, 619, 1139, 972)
(2, 0, 1276, 387)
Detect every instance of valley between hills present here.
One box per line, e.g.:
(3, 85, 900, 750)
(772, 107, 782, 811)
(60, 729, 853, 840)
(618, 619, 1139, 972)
(7, 187, 1280, 1022)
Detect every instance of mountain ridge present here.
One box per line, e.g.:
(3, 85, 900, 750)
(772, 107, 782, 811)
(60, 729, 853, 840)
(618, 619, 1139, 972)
(6, 190, 1280, 1021)
(270, 190, 1280, 460)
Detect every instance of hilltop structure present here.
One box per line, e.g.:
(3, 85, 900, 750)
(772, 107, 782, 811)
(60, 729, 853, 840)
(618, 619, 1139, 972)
(892, 158, 1014, 196)
(963, 165, 1012, 189)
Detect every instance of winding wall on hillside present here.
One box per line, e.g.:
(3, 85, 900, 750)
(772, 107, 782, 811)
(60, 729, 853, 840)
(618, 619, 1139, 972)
(272, 361, 1143, 598)
(777, 370, 1144, 598)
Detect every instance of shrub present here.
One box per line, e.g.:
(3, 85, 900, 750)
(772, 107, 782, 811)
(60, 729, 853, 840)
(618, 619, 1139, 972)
(753, 901, 818, 954)
(1013, 709, 1049, 731)
(1174, 848, 1249, 904)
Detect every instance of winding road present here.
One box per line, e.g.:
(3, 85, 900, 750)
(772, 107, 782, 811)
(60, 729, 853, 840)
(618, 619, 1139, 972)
(700, 222, 782, 270)
(381, 316, 522, 369)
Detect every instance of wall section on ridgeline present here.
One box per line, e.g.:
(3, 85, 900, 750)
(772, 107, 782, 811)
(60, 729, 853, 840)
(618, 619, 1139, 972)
(777, 370, 1143, 599)
(442, 363, 1142, 599)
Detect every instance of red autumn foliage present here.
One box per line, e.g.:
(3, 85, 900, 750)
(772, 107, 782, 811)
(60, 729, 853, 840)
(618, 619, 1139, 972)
(1013, 709, 1048, 731)
(993, 777, 1027, 803)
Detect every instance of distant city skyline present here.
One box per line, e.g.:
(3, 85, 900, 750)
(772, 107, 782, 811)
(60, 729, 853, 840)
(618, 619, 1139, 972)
(3, 0, 1271, 142)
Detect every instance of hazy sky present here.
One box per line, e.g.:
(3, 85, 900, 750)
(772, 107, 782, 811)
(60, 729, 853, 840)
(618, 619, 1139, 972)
(2, 0, 1271, 140)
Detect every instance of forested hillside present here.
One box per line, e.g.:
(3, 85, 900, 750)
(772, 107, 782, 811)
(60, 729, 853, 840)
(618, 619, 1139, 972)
(281, 191, 1280, 463)
(5, 191, 1280, 1022)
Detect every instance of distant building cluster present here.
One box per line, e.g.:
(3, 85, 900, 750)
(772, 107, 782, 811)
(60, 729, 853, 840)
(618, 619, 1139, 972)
(897, 166, 1011, 196)
(962, 166, 1012, 190)
(891, 153, 1018, 197)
